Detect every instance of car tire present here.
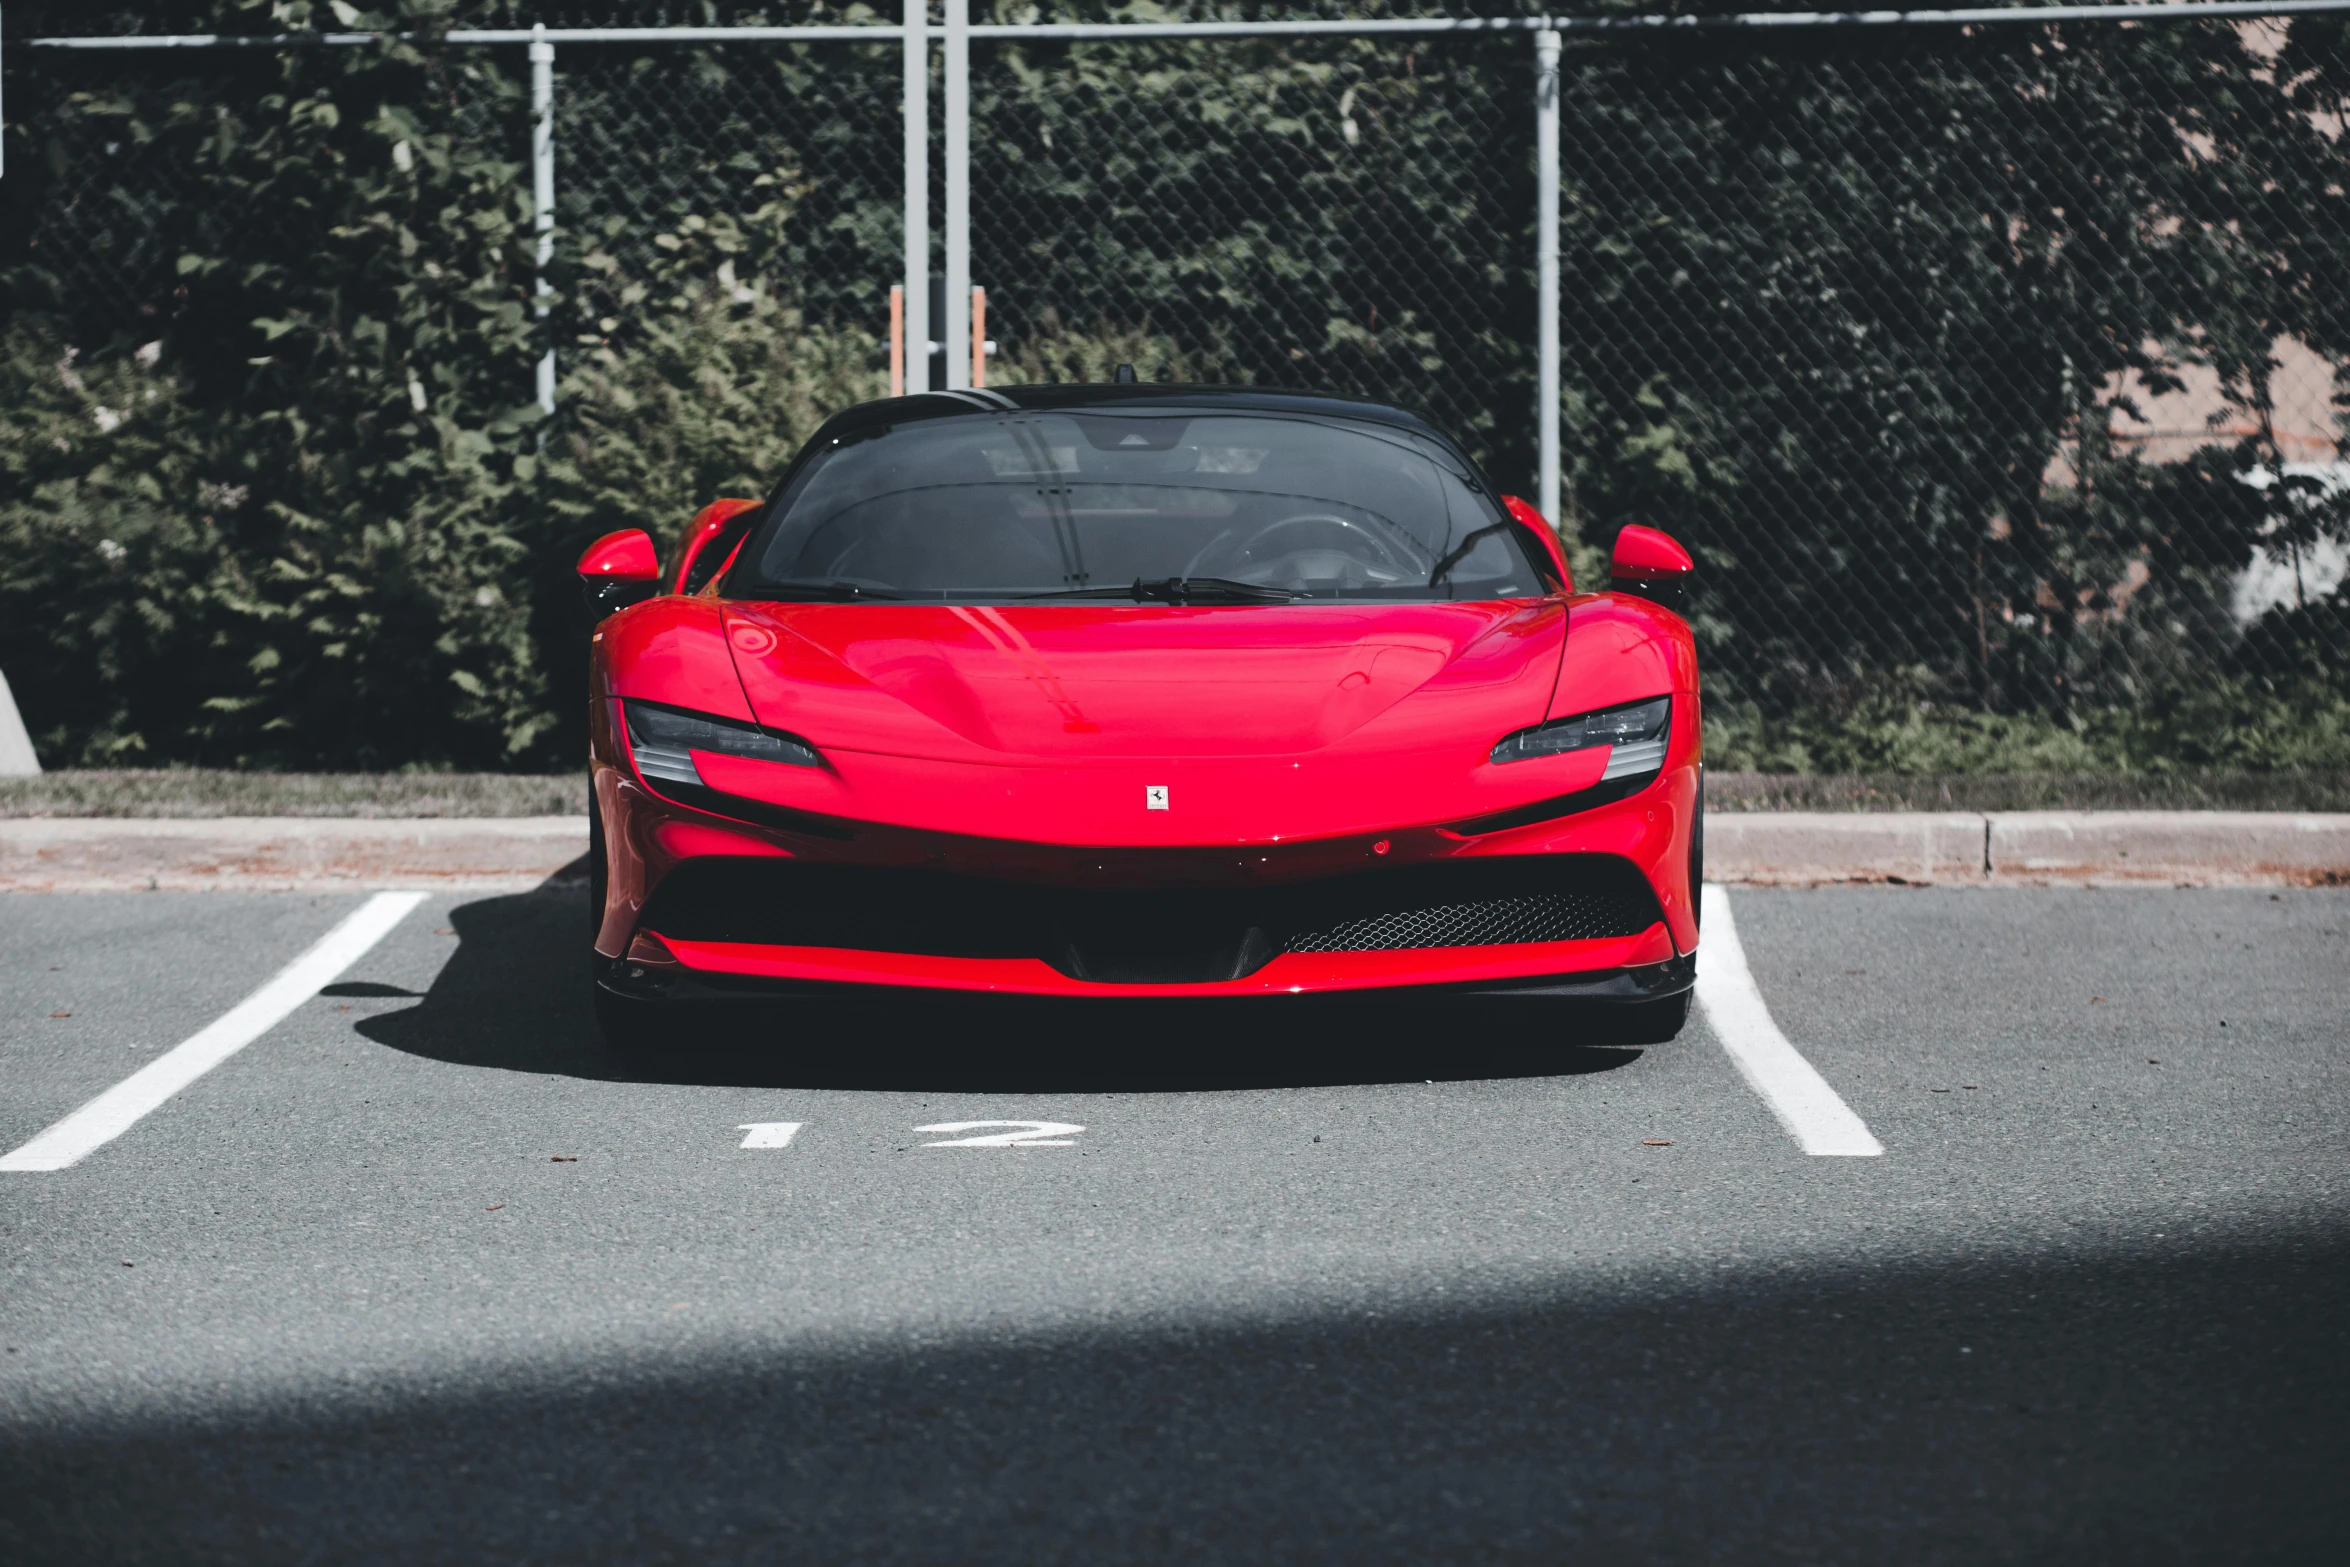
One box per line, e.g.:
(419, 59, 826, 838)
(1601, 990, 1690, 1045)
(586, 797, 700, 1065)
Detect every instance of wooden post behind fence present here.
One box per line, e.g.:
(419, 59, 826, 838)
(971, 287, 987, 389)
(889, 285, 906, 398)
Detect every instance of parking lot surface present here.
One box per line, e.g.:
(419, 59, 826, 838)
(2, 882, 2345, 1562)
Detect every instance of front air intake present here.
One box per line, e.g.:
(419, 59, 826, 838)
(641, 855, 1664, 985)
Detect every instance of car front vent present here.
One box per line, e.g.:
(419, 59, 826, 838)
(1286, 890, 1652, 953)
(641, 854, 1664, 984)
(1278, 855, 1661, 955)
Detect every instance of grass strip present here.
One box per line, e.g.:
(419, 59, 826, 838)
(4, 768, 2345, 819)
(0, 770, 586, 819)
(1707, 770, 2350, 813)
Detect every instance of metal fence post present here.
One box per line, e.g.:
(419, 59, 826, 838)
(1535, 27, 1561, 531)
(903, 0, 931, 393)
(531, 24, 556, 415)
(943, 0, 971, 390)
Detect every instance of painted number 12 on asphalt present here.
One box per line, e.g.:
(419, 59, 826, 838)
(736, 1121, 1085, 1149)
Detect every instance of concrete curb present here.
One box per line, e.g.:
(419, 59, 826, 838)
(1710, 810, 2350, 887)
(3, 811, 2345, 892)
(0, 816, 588, 893)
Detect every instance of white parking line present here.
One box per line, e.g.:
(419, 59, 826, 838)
(0, 891, 426, 1172)
(1696, 885, 1884, 1158)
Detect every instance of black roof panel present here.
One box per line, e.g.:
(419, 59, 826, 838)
(811, 383, 1443, 446)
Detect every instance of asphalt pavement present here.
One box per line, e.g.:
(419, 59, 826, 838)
(1, 880, 2344, 1563)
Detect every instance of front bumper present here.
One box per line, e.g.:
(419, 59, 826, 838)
(598, 945, 1695, 1005)
(588, 695, 1704, 1001)
(618, 925, 1681, 1000)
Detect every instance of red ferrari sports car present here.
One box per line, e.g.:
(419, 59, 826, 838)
(578, 383, 1701, 1044)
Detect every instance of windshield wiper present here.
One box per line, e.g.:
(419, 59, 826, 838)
(1020, 576, 1304, 605)
(1140, 576, 1304, 604)
(762, 579, 905, 601)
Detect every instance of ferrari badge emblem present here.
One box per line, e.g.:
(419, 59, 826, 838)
(1145, 785, 1169, 811)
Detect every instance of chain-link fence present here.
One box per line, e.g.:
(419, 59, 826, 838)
(966, 32, 1534, 457)
(551, 34, 904, 325)
(1550, 15, 2348, 741)
(5, 5, 2347, 770)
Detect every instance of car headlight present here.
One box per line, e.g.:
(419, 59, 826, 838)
(1490, 695, 1671, 777)
(621, 700, 822, 789)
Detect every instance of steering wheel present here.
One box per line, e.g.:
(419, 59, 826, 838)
(1188, 512, 1423, 582)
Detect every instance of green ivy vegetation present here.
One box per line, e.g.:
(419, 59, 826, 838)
(3, 2, 551, 767)
(3, 1, 2344, 775)
(545, 207, 886, 582)
(1705, 674, 2350, 774)
(0, 3, 1245, 769)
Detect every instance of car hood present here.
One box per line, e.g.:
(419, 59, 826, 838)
(721, 600, 1565, 764)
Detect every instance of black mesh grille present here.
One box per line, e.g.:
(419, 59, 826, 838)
(643, 854, 1664, 984)
(1287, 892, 1650, 954)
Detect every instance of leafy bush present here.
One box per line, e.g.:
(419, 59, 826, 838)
(2, 2, 555, 768)
(990, 313, 1200, 391)
(3, 2, 2342, 776)
(546, 202, 888, 552)
(0, 36, 1233, 771)
(0, 311, 551, 768)
(1706, 670, 2350, 774)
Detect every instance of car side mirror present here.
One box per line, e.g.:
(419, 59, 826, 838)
(1609, 524, 1694, 616)
(578, 528, 662, 619)
(1500, 496, 1572, 593)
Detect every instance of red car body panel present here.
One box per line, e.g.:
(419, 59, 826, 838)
(585, 390, 1699, 1006)
(657, 925, 1677, 998)
(1549, 596, 1698, 720)
(598, 598, 760, 723)
(709, 600, 1573, 843)
(590, 589, 1703, 991)
(670, 497, 765, 595)
(1503, 495, 1573, 590)
(726, 599, 1553, 761)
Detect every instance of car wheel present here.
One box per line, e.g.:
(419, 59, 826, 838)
(1601, 990, 1690, 1045)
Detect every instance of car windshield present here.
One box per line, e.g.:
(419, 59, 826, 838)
(730, 406, 1548, 602)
